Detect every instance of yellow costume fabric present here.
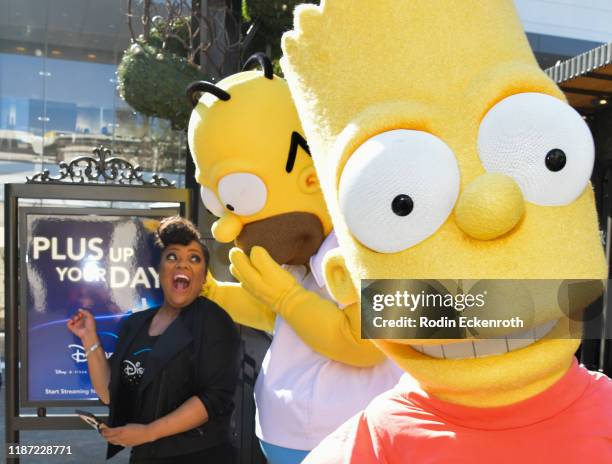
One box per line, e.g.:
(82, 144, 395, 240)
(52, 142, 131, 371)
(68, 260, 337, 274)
(281, 0, 607, 410)
(187, 62, 384, 366)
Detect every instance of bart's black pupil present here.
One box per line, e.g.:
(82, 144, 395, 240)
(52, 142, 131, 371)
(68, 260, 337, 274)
(226, 204, 235, 211)
(545, 149, 566, 172)
(391, 194, 414, 217)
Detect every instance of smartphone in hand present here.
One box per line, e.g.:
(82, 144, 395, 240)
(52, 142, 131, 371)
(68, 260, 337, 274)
(75, 409, 105, 432)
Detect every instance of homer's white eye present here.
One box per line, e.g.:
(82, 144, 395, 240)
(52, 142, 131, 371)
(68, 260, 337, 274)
(478, 92, 594, 206)
(218, 173, 267, 216)
(200, 186, 225, 217)
(339, 129, 460, 253)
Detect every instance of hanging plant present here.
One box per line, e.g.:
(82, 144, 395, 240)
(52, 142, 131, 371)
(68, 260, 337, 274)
(117, 11, 209, 131)
(117, 42, 206, 130)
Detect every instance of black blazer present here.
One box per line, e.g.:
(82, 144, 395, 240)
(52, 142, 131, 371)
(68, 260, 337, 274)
(106, 297, 241, 460)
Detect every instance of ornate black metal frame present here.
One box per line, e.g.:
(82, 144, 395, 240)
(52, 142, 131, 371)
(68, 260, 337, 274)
(26, 146, 175, 187)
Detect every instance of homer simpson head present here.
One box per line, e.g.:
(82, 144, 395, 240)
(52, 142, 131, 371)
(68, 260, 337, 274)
(187, 53, 332, 265)
(282, 0, 607, 405)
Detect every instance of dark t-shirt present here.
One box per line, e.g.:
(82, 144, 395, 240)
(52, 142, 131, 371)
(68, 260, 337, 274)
(120, 324, 159, 422)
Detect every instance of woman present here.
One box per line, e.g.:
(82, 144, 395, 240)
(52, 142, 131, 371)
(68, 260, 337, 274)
(67, 216, 241, 463)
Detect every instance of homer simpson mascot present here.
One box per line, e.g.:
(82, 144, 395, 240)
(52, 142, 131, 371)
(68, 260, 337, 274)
(186, 53, 402, 464)
(281, 1, 612, 463)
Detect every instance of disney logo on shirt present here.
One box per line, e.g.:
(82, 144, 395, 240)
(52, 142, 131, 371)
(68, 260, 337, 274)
(123, 359, 145, 377)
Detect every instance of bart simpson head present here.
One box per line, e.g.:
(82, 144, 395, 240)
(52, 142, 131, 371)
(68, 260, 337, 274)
(187, 54, 332, 265)
(282, 0, 607, 405)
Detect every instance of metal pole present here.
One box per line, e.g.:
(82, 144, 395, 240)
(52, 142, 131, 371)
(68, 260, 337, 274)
(5, 184, 20, 463)
(186, 0, 202, 226)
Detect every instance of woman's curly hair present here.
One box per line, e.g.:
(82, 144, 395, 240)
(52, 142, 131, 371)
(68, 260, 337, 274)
(154, 216, 210, 270)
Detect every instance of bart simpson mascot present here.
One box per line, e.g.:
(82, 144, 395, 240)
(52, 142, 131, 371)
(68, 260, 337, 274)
(281, 1, 612, 462)
(186, 53, 402, 464)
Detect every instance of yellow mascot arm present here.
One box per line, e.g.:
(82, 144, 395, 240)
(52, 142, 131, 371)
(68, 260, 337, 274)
(229, 246, 386, 367)
(202, 272, 276, 333)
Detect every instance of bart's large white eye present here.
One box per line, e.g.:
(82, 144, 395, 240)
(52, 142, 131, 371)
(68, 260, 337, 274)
(218, 173, 267, 216)
(478, 93, 594, 206)
(339, 130, 460, 253)
(200, 186, 225, 217)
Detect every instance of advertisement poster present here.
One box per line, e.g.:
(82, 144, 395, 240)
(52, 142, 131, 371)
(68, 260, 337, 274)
(23, 209, 170, 403)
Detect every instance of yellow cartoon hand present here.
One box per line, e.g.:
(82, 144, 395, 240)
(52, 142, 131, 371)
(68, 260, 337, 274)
(229, 246, 298, 310)
(231, 246, 385, 366)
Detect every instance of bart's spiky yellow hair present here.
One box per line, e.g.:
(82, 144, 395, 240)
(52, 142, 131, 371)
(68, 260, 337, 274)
(283, 1, 551, 195)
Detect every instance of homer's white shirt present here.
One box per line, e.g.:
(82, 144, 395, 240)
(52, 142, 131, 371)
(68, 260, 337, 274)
(254, 232, 403, 450)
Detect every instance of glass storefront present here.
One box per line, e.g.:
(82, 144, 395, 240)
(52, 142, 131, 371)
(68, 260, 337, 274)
(0, 0, 188, 187)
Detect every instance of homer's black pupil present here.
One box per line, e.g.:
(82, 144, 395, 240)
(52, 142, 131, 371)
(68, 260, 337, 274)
(545, 149, 566, 172)
(226, 204, 235, 211)
(391, 194, 413, 217)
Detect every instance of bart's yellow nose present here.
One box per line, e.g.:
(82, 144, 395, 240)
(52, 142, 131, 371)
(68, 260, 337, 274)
(455, 173, 524, 240)
(211, 214, 243, 243)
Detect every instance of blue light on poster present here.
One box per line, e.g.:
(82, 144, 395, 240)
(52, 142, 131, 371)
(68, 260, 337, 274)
(24, 211, 166, 402)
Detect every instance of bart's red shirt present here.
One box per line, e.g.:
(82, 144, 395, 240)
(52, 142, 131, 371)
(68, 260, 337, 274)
(304, 360, 612, 463)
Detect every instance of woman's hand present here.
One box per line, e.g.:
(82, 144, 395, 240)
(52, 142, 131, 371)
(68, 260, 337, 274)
(100, 423, 155, 447)
(66, 308, 98, 346)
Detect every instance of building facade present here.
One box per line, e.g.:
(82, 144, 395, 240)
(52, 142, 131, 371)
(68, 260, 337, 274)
(515, 0, 612, 67)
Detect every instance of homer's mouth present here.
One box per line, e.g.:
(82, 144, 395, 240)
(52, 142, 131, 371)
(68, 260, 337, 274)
(408, 319, 557, 359)
(172, 273, 191, 292)
(235, 212, 324, 265)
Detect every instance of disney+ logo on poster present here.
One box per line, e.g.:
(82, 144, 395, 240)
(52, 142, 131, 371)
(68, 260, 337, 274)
(69, 344, 113, 363)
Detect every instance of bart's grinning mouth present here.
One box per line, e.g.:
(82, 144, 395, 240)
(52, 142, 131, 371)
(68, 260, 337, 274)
(172, 274, 191, 290)
(409, 320, 557, 359)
